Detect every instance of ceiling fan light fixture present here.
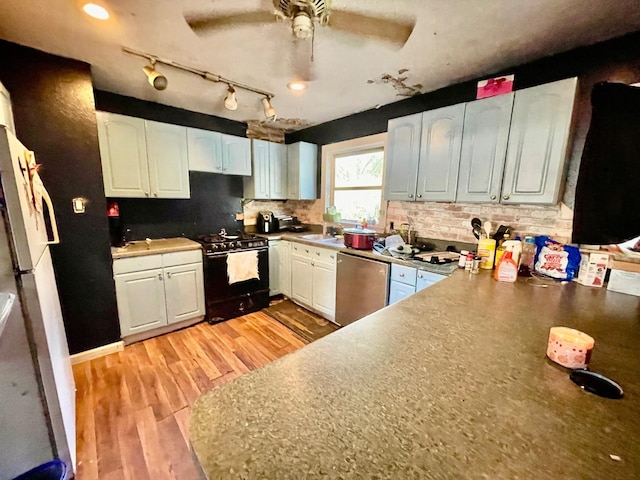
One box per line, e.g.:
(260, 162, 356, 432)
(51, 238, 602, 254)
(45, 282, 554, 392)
(261, 97, 277, 121)
(287, 81, 307, 91)
(224, 85, 238, 111)
(82, 3, 109, 20)
(292, 12, 313, 39)
(142, 64, 168, 91)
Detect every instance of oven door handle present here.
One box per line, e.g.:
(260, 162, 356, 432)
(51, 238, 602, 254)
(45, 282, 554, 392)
(206, 246, 268, 257)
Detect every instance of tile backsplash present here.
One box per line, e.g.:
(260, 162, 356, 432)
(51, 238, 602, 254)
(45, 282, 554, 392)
(244, 199, 573, 244)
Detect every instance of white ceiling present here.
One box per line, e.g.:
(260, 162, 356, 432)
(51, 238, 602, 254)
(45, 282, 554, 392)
(2, 0, 640, 131)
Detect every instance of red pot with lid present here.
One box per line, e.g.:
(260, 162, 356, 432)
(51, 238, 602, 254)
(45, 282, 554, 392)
(343, 228, 376, 250)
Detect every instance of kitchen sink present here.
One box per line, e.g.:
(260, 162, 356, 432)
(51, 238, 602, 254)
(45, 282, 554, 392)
(301, 234, 331, 240)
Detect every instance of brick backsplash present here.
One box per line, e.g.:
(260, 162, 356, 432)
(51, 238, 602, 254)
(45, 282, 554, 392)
(244, 199, 573, 244)
(386, 201, 573, 244)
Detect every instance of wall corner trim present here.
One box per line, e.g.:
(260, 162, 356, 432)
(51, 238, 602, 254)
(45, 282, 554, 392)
(70, 341, 124, 365)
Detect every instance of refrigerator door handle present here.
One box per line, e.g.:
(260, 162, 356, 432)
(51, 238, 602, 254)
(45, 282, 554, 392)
(40, 183, 60, 245)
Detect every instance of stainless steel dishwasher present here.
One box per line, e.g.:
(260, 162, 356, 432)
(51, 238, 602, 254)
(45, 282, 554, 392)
(335, 252, 390, 326)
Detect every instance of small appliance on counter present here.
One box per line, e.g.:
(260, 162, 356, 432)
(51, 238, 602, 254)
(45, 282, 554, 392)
(274, 214, 298, 232)
(257, 211, 277, 234)
(343, 228, 376, 250)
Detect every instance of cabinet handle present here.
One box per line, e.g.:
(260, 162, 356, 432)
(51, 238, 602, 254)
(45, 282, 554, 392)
(503, 194, 510, 200)
(167, 272, 172, 279)
(490, 195, 497, 201)
(153, 192, 158, 197)
(418, 274, 423, 278)
(408, 193, 413, 198)
(305, 249, 309, 253)
(417, 194, 422, 198)
(311, 262, 314, 267)
(158, 273, 163, 280)
(399, 273, 405, 277)
(330, 255, 334, 259)
(316, 252, 320, 256)
(145, 192, 150, 197)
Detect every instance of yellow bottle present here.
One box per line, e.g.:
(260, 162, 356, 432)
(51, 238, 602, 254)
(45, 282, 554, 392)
(478, 238, 496, 269)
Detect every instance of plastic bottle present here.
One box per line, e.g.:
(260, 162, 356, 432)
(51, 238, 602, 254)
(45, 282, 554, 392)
(494, 233, 510, 266)
(478, 238, 496, 269)
(494, 250, 518, 282)
(518, 236, 537, 277)
(458, 250, 469, 268)
(502, 238, 522, 266)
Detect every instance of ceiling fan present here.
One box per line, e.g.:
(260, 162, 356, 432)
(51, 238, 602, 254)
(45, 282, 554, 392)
(184, 0, 416, 48)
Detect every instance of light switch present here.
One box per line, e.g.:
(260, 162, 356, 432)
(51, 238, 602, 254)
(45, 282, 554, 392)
(72, 197, 86, 214)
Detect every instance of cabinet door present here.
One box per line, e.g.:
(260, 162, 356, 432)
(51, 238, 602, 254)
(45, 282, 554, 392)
(268, 240, 280, 296)
(0, 81, 15, 134)
(279, 241, 291, 297)
(287, 142, 318, 200)
(416, 271, 446, 292)
(312, 259, 336, 319)
(457, 94, 514, 203)
(96, 112, 150, 198)
(145, 120, 190, 198)
(187, 127, 223, 173)
(269, 142, 287, 199)
(246, 139, 271, 199)
(115, 268, 167, 336)
(502, 77, 577, 204)
(163, 262, 205, 324)
(291, 254, 313, 307)
(416, 104, 465, 202)
(384, 113, 422, 201)
(388, 280, 415, 305)
(222, 134, 251, 176)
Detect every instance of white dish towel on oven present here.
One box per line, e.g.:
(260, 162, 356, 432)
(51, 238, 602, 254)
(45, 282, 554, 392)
(226, 250, 260, 284)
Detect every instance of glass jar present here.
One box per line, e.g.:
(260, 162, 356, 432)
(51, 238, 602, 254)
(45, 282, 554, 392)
(518, 236, 537, 277)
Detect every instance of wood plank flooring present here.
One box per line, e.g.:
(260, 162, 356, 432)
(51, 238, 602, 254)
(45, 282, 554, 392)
(72, 312, 307, 480)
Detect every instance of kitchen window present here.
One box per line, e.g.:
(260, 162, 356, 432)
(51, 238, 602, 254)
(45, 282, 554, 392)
(323, 133, 387, 229)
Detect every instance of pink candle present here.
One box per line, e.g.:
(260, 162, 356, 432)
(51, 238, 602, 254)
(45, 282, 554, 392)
(547, 327, 595, 369)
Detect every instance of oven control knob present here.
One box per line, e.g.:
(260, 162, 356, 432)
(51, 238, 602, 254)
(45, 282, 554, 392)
(249, 242, 255, 247)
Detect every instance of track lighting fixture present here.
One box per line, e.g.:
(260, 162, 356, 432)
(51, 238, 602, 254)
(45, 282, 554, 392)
(224, 85, 238, 111)
(142, 62, 168, 91)
(122, 46, 275, 118)
(261, 97, 277, 121)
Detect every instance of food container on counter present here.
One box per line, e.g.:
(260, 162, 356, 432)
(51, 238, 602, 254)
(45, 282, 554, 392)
(343, 228, 376, 250)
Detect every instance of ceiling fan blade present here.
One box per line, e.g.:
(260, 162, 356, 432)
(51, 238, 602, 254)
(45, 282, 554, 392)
(184, 10, 276, 34)
(327, 9, 416, 47)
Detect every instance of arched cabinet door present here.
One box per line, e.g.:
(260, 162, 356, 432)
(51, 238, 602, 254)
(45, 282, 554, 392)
(384, 113, 422, 201)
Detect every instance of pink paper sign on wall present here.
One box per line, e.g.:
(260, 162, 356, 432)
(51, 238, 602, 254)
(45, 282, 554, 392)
(477, 75, 514, 99)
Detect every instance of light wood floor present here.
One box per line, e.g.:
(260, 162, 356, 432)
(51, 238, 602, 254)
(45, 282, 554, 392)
(72, 311, 307, 480)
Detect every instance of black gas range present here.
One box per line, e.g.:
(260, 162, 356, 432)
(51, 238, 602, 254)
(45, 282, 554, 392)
(192, 230, 270, 323)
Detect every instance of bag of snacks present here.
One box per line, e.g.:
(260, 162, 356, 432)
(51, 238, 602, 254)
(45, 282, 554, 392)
(534, 236, 581, 280)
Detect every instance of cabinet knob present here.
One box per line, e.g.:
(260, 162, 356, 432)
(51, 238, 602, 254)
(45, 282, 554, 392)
(158, 273, 163, 280)
(417, 194, 422, 198)
(311, 262, 314, 267)
(154, 192, 158, 197)
(418, 274, 423, 278)
(408, 193, 413, 198)
(145, 192, 150, 197)
(503, 194, 510, 200)
(305, 249, 309, 253)
(399, 273, 405, 277)
(316, 252, 320, 256)
(490, 195, 497, 201)
(167, 272, 172, 279)
(330, 255, 334, 259)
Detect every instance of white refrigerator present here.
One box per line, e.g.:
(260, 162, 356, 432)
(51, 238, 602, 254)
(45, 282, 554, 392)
(0, 125, 75, 478)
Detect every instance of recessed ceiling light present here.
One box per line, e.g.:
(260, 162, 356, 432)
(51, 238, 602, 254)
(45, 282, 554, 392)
(287, 81, 307, 92)
(82, 3, 110, 20)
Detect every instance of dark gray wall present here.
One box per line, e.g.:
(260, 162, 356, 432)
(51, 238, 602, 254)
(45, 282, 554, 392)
(0, 40, 120, 354)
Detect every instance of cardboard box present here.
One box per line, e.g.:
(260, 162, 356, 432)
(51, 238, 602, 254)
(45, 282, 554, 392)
(476, 75, 514, 99)
(607, 269, 640, 297)
(610, 258, 640, 273)
(576, 250, 612, 287)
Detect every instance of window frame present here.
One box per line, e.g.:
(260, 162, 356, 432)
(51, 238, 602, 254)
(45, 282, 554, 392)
(321, 133, 388, 232)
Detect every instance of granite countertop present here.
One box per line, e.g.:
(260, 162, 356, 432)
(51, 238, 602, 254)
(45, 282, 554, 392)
(110, 237, 201, 259)
(191, 271, 640, 479)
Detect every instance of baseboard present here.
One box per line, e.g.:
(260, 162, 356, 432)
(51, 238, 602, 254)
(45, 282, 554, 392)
(70, 341, 125, 365)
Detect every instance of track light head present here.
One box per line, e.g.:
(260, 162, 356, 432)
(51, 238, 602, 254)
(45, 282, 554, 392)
(142, 64, 168, 91)
(261, 97, 277, 121)
(224, 85, 238, 111)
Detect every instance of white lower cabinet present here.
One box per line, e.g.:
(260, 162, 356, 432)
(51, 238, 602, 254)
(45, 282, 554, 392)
(388, 264, 445, 305)
(277, 240, 291, 297)
(114, 250, 204, 338)
(290, 242, 337, 321)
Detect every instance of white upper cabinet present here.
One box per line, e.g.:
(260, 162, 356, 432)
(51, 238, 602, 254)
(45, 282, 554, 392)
(502, 77, 577, 204)
(244, 139, 287, 199)
(145, 120, 190, 198)
(97, 112, 189, 198)
(187, 127, 223, 173)
(416, 104, 465, 202)
(221, 134, 251, 176)
(287, 142, 318, 200)
(384, 113, 422, 201)
(457, 93, 514, 203)
(97, 112, 151, 198)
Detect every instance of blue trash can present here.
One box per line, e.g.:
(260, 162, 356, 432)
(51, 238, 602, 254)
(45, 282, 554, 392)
(12, 459, 68, 480)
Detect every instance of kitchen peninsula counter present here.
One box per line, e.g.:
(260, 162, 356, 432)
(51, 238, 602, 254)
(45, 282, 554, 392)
(191, 271, 640, 479)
